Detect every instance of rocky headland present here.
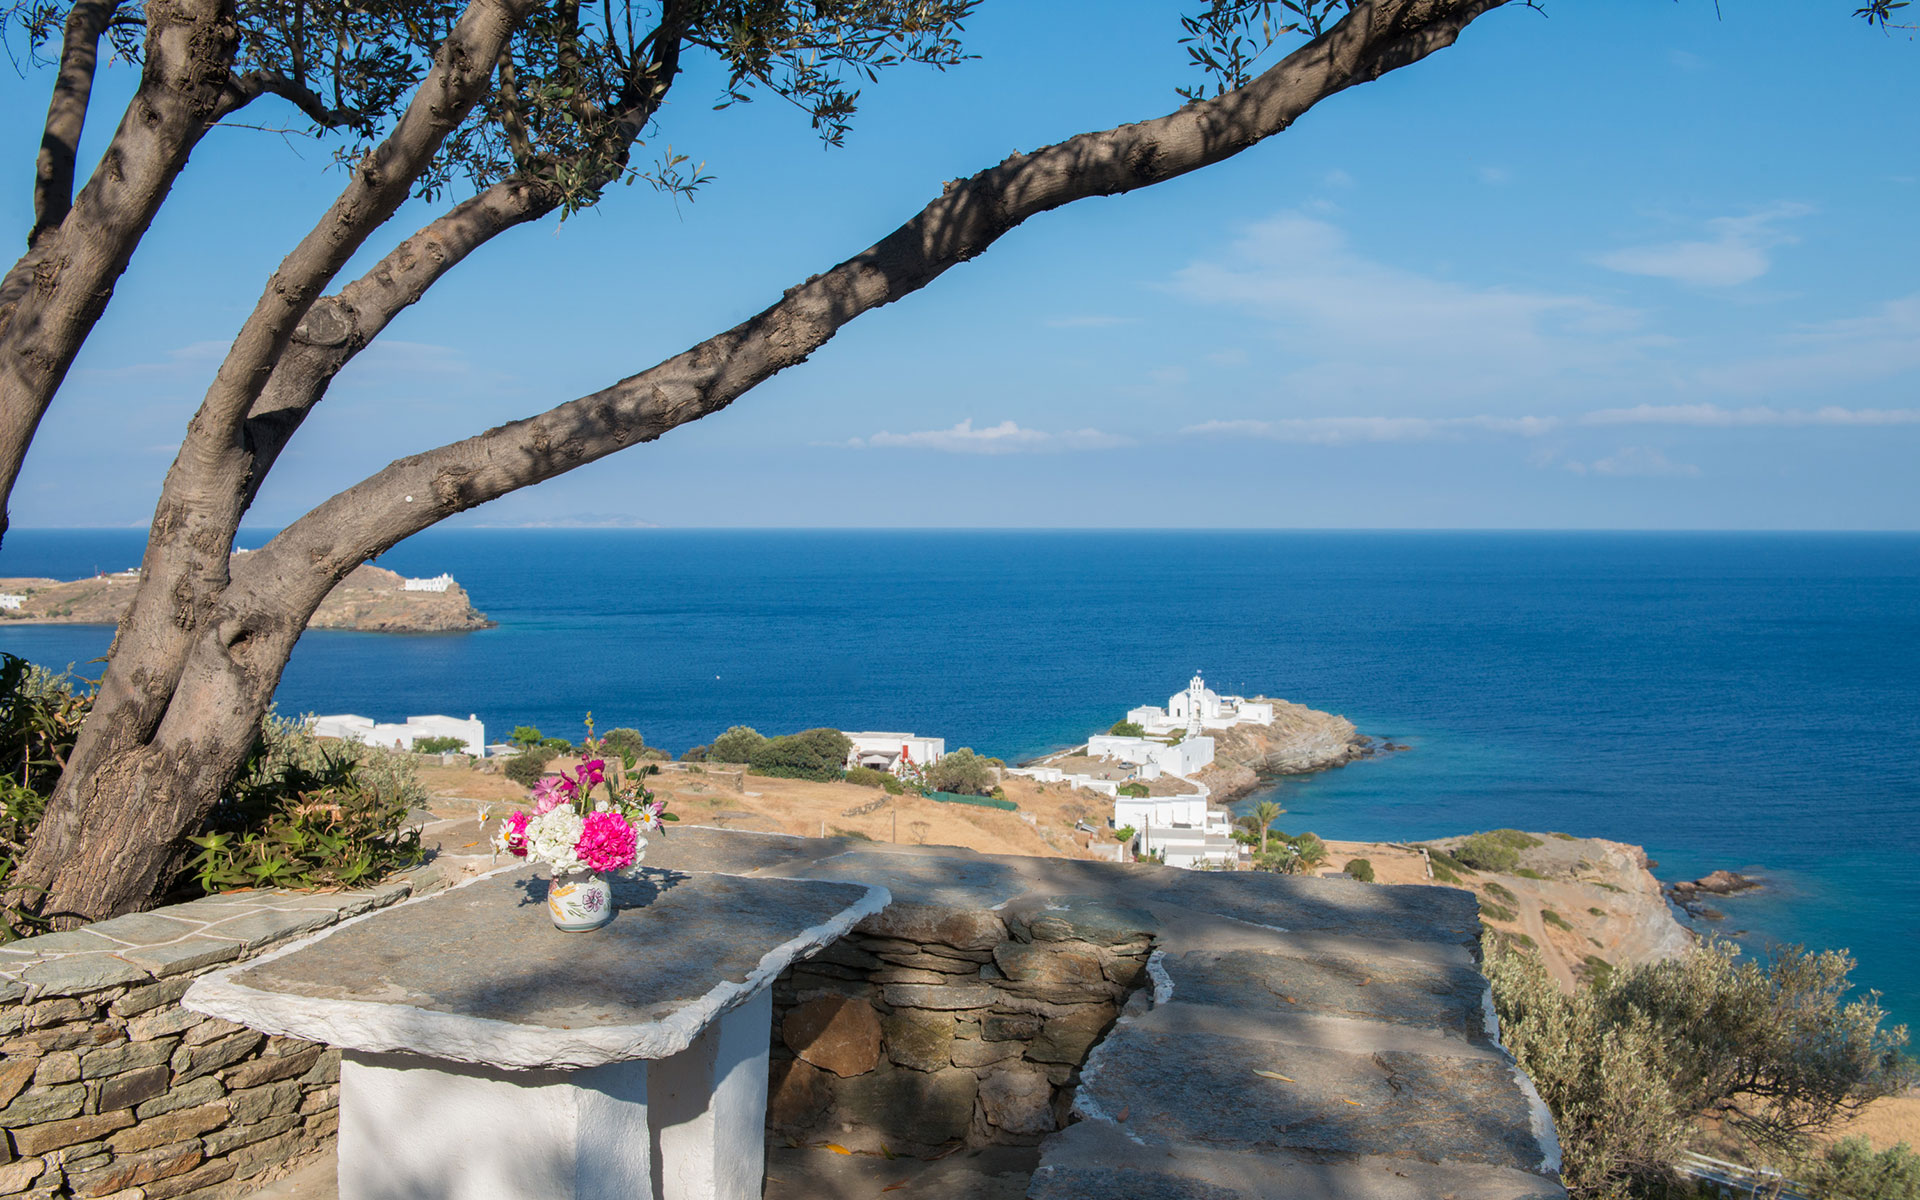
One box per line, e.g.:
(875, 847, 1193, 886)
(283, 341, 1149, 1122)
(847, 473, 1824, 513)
(1192, 696, 1394, 804)
(0, 562, 492, 633)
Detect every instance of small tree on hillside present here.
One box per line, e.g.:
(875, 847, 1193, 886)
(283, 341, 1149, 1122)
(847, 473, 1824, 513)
(709, 726, 766, 765)
(1251, 799, 1283, 853)
(925, 748, 995, 795)
(1487, 938, 1913, 1198)
(1108, 720, 1146, 738)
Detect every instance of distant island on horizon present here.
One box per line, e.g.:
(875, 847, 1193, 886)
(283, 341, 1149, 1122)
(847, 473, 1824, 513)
(0, 560, 492, 634)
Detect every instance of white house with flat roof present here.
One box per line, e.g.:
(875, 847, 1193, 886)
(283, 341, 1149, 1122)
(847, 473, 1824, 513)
(1086, 732, 1214, 778)
(309, 713, 485, 756)
(843, 732, 945, 775)
(1113, 790, 1239, 870)
(1128, 673, 1274, 736)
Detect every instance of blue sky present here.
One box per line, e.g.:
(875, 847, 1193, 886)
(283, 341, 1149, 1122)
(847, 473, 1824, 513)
(4, 1, 1917, 530)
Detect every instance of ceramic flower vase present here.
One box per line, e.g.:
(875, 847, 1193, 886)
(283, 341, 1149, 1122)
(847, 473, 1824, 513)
(548, 870, 614, 932)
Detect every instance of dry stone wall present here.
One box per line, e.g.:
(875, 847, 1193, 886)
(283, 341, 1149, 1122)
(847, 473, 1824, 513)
(0, 884, 410, 1199)
(765, 894, 1156, 1152)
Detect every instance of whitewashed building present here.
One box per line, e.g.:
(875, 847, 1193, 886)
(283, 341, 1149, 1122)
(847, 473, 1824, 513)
(1085, 732, 1215, 778)
(0, 594, 23, 611)
(401, 574, 455, 593)
(1113, 790, 1239, 870)
(310, 713, 485, 756)
(843, 732, 945, 775)
(1128, 673, 1274, 736)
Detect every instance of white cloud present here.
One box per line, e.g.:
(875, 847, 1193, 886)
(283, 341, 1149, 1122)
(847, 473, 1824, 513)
(1582, 403, 1920, 428)
(1167, 212, 1641, 405)
(1595, 203, 1811, 288)
(1478, 166, 1511, 186)
(1566, 446, 1701, 478)
(846, 419, 1130, 454)
(1184, 415, 1560, 445)
(1322, 168, 1355, 188)
(1181, 403, 1920, 445)
(1696, 294, 1920, 394)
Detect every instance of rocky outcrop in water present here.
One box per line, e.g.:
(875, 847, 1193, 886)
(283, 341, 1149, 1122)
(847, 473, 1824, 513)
(0, 562, 491, 633)
(1192, 697, 1386, 803)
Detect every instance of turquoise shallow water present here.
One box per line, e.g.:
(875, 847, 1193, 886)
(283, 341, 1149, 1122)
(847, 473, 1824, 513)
(4, 529, 1917, 1026)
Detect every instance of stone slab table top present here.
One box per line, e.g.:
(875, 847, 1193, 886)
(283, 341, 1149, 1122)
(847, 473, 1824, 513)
(184, 865, 887, 1071)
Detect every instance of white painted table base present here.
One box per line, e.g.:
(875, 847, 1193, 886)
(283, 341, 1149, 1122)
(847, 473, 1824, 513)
(338, 989, 772, 1200)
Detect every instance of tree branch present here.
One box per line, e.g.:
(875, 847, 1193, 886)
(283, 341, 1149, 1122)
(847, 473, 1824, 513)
(0, 0, 241, 545)
(236, 0, 1508, 605)
(30, 0, 119, 249)
(236, 3, 698, 498)
(218, 67, 368, 130)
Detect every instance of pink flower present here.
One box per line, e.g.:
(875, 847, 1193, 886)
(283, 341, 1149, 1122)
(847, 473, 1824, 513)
(497, 810, 530, 857)
(531, 776, 572, 815)
(577, 759, 606, 788)
(576, 810, 638, 873)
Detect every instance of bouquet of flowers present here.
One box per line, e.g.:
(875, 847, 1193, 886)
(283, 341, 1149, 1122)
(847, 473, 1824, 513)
(493, 755, 671, 876)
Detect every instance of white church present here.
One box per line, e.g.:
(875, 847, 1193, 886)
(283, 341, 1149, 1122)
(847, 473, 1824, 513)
(1125, 673, 1274, 736)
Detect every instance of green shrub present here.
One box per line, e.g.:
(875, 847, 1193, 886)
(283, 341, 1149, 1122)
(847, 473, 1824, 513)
(1542, 908, 1573, 931)
(1514, 867, 1547, 880)
(881, 774, 905, 795)
(1480, 900, 1518, 923)
(412, 735, 469, 754)
(1483, 880, 1517, 903)
(1425, 845, 1473, 875)
(0, 656, 90, 939)
(1579, 955, 1615, 991)
(925, 748, 997, 796)
(1454, 832, 1521, 873)
(600, 728, 646, 767)
(185, 714, 424, 894)
(1803, 1136, 1920, 1200)
(1487, 937, 1913, 1199)
(710, 726, 766, 764)
(1552, 831, 1578, 841)
(1113, 825, 1137, 844)
(539, 736, 575, 751)
(509, 725, 544, 747)
(1430, 862, 1462, 885)
(749, 728, 853, 782)
(1117, 782, 1149, 799)
(1588, 906, 1606, 917)
(680, 744, 710, 762)
(844, 766, 891, 789)
(504, 745, 560, 786)
(1343, 858, 1375, 883)
(1108, 720, 1146, 738)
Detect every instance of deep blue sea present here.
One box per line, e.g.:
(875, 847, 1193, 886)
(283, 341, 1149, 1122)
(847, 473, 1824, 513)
(4, 530, 1917, 1026)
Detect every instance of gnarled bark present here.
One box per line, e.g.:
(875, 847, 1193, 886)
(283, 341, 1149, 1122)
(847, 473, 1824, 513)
(14, 0, 1509, 922)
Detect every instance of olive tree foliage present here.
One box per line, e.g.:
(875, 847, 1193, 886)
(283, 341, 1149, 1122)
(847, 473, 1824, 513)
(1486, 938, 1913, 1199)
(5, 0, 1525, 925)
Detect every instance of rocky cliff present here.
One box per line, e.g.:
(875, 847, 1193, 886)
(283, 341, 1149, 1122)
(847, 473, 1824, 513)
(0, 562, 491, 633)
(1192, 696, 1379, 803)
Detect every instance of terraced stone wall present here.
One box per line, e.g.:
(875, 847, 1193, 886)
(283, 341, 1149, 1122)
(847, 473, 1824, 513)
(0, 884, 410, 1199)
(765, 895, 1155, 1152)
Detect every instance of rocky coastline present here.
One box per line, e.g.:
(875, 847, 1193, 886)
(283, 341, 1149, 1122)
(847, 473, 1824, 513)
(1192, 696, 1400, 805)
(0, 562, 492, 633)
(1665, 868, 1764, 922)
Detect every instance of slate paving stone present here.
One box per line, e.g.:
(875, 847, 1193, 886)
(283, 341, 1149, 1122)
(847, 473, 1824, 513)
(640, 825, 854, 875)
(1076, 1024, 1548, 1174)
(1029, 1121, 1568, 1200)
(114, 937, 244, 978)
(1158, 947, 1493, 1043)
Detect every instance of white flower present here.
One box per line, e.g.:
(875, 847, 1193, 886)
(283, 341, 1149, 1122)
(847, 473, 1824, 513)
(526, 807, 586, 874)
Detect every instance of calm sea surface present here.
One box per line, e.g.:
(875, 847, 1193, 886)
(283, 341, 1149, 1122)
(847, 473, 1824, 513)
(4, 530, 1917, 1024)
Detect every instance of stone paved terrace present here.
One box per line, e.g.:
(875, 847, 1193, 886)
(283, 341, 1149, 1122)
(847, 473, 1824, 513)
(639, 827, 1568, 1200)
